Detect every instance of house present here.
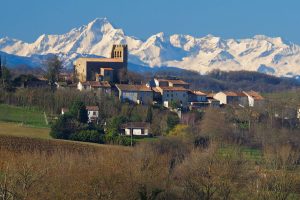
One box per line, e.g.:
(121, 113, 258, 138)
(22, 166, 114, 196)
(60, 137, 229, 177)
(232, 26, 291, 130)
(74, 45, 127, 83)
(243, 91, 264, 107)
(86, 106, 99, 124)
(213, 91, 248, 106)
(120, 122, 150, 136)
(77, 81, 111, 95)
(156, 86, 188, 108)
(115, 84, 153, 104)
(297, 107, 300, 119)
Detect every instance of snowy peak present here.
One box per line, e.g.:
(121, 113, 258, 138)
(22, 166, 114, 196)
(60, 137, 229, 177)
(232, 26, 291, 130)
(0, 18, 300, 77)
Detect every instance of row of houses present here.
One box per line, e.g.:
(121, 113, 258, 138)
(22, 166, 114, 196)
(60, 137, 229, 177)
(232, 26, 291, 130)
(76, 77, 265, 110)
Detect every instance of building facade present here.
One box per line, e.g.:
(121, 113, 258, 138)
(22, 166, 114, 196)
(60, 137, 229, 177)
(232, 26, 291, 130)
(116, 84, 153, 104)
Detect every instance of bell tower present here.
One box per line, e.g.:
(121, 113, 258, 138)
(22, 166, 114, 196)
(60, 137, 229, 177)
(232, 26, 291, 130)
(111, 44, 128, 63)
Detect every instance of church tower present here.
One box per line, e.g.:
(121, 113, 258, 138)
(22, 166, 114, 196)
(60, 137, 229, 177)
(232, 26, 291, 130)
(111, 44, 128, 63)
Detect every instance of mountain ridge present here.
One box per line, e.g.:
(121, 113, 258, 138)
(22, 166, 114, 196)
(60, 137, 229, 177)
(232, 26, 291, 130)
(1, 18, 300, 77)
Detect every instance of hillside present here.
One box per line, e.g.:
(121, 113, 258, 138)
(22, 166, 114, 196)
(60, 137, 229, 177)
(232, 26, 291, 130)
(1, 18, 300, 77)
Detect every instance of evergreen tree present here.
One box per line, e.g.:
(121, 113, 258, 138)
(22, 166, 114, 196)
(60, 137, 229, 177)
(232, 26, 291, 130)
(70, 100, 88, 123)
(145, 106, 153, 123)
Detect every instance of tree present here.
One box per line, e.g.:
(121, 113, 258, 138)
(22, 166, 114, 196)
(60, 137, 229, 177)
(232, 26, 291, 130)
(145, 106, 153, 123)
(69, 100, 88, 123)
(50, 113, 79, 139)
(44, 55, 63, 90)
(166, 113, 180, 133)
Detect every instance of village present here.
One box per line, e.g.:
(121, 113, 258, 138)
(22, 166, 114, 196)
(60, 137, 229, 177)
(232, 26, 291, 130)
(3, 44, 299, 138)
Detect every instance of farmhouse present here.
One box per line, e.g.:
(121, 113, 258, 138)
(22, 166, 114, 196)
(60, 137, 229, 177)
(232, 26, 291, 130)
(74, 45, 127, 83)
(120, 122, 150, 136)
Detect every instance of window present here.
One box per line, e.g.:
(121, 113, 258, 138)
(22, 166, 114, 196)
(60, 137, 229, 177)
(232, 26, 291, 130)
(93, 111, 96, 115)
(167, 94, 169, 97)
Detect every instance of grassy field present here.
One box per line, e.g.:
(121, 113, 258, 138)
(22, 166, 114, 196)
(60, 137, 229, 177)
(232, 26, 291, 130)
(0, 104, 48, 128)
(0, 122, 51, 139)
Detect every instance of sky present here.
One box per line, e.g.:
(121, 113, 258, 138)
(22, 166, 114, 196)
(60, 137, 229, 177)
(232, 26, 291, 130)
(0, 0, 299, 43)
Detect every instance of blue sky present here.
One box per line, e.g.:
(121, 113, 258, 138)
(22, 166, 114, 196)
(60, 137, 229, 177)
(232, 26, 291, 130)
(1, 0, 299, 43)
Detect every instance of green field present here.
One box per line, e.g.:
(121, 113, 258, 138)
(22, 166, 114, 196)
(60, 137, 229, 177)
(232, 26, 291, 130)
(0, 104, 48, 128)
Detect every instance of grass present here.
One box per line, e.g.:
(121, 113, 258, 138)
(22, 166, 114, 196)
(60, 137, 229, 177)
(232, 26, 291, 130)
(0, 104, 48, 128)
(0, 122, 51, 139)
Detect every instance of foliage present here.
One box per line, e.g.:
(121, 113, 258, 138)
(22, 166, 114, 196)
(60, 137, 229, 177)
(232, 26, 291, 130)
(145, 106, 153, 123)
(106, 115, 127, 136)
(70, 130, 103, 143)
(166, 113, 180, 133)
(50, 113, 80, 139)
(169, 99, 181, 109)
(69, 100, 88, 123)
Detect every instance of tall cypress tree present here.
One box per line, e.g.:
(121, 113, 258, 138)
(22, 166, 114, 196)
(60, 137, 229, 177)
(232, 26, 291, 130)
(145, 106, 153, 123)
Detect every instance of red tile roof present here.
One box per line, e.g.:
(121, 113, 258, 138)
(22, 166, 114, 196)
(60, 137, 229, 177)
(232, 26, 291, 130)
(158, 86, 188, 91)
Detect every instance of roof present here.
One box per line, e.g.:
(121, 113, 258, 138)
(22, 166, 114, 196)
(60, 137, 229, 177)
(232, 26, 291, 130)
(152, 87, 161, 93)
(167, 79, 189, 85)
(75, 57, 123, 63)
(244, 91, 264, 100)
(192, 90, 207, 96)
(158, 86, 188, 92)
(116, 84, 152, 92)
(86, 106, 99, 111)
(120, 122, 150, 129)
(222, 91, 247, 97)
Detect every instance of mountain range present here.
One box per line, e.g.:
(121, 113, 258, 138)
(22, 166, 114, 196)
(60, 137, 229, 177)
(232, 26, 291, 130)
(1, 17, 300, 77)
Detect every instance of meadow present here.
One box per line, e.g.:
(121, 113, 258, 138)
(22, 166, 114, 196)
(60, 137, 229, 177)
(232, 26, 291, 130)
(0, 104, 48, 128)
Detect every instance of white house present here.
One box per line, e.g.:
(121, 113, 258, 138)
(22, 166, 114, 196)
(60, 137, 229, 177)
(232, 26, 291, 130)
(243, 91, 264, 107)
(120, 122, 150, 136)
(297, 107, 300, 119)
(86, 106, 99, 124)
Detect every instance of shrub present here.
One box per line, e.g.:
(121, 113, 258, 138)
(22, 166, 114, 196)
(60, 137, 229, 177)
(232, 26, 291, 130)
(70, 130, 104, 143)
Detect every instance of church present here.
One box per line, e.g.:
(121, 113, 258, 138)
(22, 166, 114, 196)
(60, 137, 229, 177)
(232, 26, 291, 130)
(74, 44, 128, 83)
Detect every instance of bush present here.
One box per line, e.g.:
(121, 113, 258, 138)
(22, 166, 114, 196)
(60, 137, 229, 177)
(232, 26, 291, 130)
(70, 130, 104, 143)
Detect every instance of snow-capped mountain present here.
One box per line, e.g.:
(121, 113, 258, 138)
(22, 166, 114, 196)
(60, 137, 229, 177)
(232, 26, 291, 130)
(1, 17, 300, 77)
